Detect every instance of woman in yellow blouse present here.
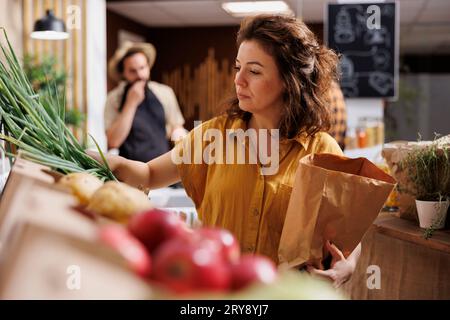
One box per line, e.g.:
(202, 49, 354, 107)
(97, 14, 361, 288)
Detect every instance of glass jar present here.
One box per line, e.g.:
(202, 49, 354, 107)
(356, 127, 368, 148)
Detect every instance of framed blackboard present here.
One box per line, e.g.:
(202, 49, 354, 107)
(325, 2, 399, 99)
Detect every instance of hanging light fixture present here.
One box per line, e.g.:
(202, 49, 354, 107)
(31, 9, 69, 40)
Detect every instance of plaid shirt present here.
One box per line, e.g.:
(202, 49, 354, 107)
(327, 82, 347, 151)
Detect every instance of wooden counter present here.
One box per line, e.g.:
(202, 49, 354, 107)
(374, 213, 450, 253)
(342, 212, 450, 300)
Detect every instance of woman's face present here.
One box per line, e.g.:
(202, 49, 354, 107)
(234, 40, 285, 116)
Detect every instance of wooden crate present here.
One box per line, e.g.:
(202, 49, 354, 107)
(0, 159, 154, 299)
(0, 222, 153, 299)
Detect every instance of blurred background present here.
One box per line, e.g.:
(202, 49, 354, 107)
(1, 0, 450, 157)
(1, 1, 450, 300)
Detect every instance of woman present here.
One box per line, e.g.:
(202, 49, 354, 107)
(97, 14, 360, 288)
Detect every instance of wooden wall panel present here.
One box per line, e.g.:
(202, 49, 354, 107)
(81, 0, 87, 143)
(161, 48, 235, 124)
(22, 0, 88, 142)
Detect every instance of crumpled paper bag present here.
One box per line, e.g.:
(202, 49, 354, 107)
(278, 153, 396, 270)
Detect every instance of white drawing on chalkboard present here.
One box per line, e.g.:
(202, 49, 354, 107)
(331, 3, 396, 97)
(341, 70, 394, 96)
(350, 71, 394, 95)
(339, 55, 359, 97)
(340, 55, 354, 78)
(342, 47, 390, 71)
(339, 54, 393, 96)
(333, 5, 392, 45)
(334, 5, 381, 45)
(373, 49, 390, 70)
(355, 8, 367, 27)
(364, 27, 390, 47)
(334, 8, 355, 44)
(368, 72, 394, 95)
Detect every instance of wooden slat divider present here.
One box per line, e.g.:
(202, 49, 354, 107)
(22, 0, 88, 144)
(162, 48, 234, 124)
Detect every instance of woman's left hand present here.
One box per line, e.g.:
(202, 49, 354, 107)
(306, 240, 356, 289)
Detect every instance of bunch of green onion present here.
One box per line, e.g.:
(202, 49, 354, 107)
(0, 29, 116, 181)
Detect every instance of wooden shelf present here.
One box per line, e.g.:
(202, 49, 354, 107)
(373, 214, 450, 254)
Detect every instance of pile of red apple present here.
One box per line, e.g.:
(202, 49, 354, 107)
(99, 208, 278, 294)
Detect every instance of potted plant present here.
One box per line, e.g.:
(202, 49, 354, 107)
(23, 54, 85, 130)
(400, 140, 450, 236)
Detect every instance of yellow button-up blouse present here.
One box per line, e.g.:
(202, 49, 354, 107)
(175, 115, 343, 264)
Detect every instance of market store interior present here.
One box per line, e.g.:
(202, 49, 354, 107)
(0, 0, 449, 300)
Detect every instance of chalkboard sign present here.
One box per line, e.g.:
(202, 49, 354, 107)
(326, 2, 398, 99)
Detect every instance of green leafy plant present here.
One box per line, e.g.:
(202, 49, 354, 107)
(0, 28, 115, 181)
(23, 53, 85, 128)
(400, 136, 450, 238)
(64, 108, 85, 128)
(400, 141, 450, 202)
(23, 54, 66, 93)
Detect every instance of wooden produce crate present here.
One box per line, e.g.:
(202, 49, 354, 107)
(0, 158, 64, 251)
(0, 222, 154, 299)
(0, 159, 154, 299)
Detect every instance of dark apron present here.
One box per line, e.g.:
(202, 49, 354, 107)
(118, 83, 169, 162)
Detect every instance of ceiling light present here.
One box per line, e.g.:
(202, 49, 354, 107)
(31, 9, 69, 40)
(222, 1, 293, 18)
(337, 0, 386, 3)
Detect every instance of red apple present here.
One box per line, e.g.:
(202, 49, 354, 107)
(195, 227, 240, 264)
(231, 254, 278, 291)
(151, 237, 231, 294)
(128, 208, 190, 254)
(99, 225, 152, 278)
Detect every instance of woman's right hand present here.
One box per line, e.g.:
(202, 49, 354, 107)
(86, 150, 123, 172)
(86, 150, 181, 191)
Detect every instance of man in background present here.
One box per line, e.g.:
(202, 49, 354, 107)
(105, 42, 187, 162)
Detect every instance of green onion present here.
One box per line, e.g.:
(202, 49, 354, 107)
(0, 28, 116, 181)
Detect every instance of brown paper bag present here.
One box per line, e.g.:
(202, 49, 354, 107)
(278, 153, 396, 269)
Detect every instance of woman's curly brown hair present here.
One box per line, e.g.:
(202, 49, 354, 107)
(226, 14, 339, 139)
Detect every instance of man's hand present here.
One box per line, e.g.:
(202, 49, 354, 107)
(125, 80, 146, 108)
(106, 81, 146, 149)
(306, 240, 356, 289)
(170, 127, 188, 143)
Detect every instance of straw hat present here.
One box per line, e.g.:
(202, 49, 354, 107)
(108, 41, 157, 82)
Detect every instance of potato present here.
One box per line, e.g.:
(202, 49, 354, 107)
(86, 181, 153, 223)
(57, 172, 104, 205)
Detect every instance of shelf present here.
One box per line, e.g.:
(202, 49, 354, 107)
(374, 214, 450, 253)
